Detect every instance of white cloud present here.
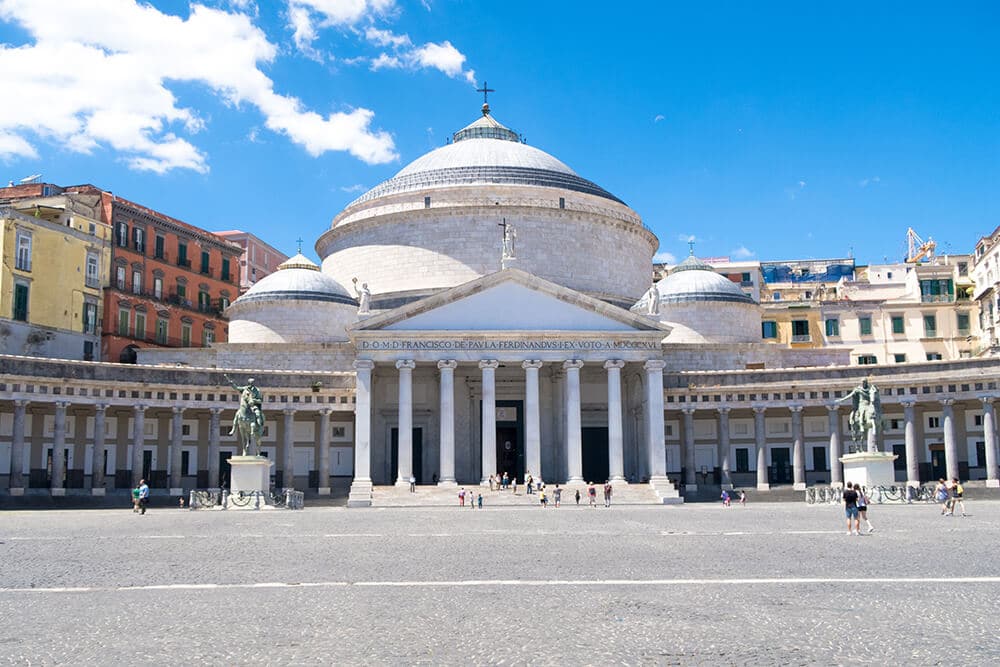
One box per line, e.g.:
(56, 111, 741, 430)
(365, 26, 410, 48)
(652, 251, 676, 264)
(287, 0, 395, 53)
(653, 114, 665, 123)
(412, 41, 475, 83)
(797, 180, 806, 188)
(370, 52, 402, 70)
(340, 183, 366, 193)
(859, 176, 881, 188)
(677, 233, 698, 243)
(0, 0, 397, 172)
(731, 245, 754, 259)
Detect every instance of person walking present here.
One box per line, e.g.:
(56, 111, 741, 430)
(588, 483, 597, 508)
(553, 485, 562, 507)
(951, 478, 967, 517)
(935, 478, 950, 515)
(604, 482, 613, 507)
(477, 493, 483, 510)
(575, 488, 581, 505)
(738, 490, 746, 506)
(459, 488, 466, 507)
(502, 472, 509, 490)
(131, 485, 141, 512)
(842, 482, 860, 535)
(526, 473, 533, 495)
(409, 474, 416, 493)
(857, 486, 874, 534)
(721, 489, 731, 507)
(539, 489, 547, 508)
(488, 474, 495, 491)
(138, 479, 150, 515)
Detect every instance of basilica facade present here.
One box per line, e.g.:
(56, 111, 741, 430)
(1, 105, 998, 503)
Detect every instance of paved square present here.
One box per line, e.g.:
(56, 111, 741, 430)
(2, 501, 999, 664)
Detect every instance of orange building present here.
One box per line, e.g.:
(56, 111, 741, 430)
(95, 192, 242, 362)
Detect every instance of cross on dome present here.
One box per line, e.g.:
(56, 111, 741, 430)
(476, 80, 495, 115)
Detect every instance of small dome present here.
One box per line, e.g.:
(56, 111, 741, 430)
(654, 255, 756, 304)
(236, 254, 355, 306)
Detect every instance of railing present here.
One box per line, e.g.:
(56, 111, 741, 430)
(804, 484, 937, 505)
(921, 294, 954, 303)
(791, 334, 812, 343)
(188, 488, 304, 510)
(177, 258, 191, 268)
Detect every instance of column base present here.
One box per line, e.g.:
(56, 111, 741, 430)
(566, 476, 585, 485)
(395, 480, 414, 489)
(986, 479, 1000, 488)
(92, 488, 107, 497)
(793, 482, 807, 491)
(907, 479, 923, 488)
(8, 487, 25, 496)
(437, 479, 458, 487)
(317, 487, 331, 496)
(347, 479, 372, 508)
(51, 488, 66, 496)
(756, 482, 771, 491)
(609, 475, 627, 484)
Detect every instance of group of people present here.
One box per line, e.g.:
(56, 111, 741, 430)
(130, 479, 150, 514)
(719, 489, 747, 507)
(457, 488, 484, 509)
(934, 478, 967, 516)
(459, 478, 617, 509)
(841, 482, 875, 535)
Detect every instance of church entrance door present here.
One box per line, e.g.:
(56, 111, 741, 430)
(494, 400, 524, 483)
(770, 447, 792, 485)
(582, 427, 609, 483)
(390, 428, 424, 485)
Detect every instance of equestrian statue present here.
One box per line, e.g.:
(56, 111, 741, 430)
(225, 374, 265, 456)
(836, 377, 882, 452)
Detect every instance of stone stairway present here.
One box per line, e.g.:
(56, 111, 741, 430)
(369, 481, 678, 507)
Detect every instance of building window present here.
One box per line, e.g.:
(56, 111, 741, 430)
(154, 235, 165, 259)
(118, 309, 130, 336)
(740, 272, 752, 286)
(762, 321, 778, 339)
(181, 323, 192, 347)
(920, 279, 954, 303)
(85, 252, 100, 288)
(221, 258, 231, 282)
(859, 317, 872, 336)
(133, 227, 145, 254)
(424, 196, 431, 209)
(200, 250, 210, 275)
(559, 197, 565, 209)
(926, 352, 943, 361)
(116, 222, 128, 247)
(13, 282, 29, 321)
(198, 290, 211, 312)
(735, 448, 750, 473)
(82, 302, 98, 334)
(924, 314, 937, 337)
(115, 265, 126, 290)
(957, 261, 968, 277)
(131, 270, 142, 295)
(202, 328, 215, 345)
(812, 446, 828, 472)
(893, 353, 907, 363)
(825, 318, 839, 337)
(15, 230, 32, 271)
(83, 340, 95, 361)
(771, 292, 781, 301)
(791, 319, 810, 342)
(891, 316, 905, 335)
(134, 311, 146, 339)
(928, 416, 941, 429)
(974, 414, 983, 427)
(857, 354, 877, 365)
(156, 319, 168, 345)
(957, 312, 970, 334)
(177, 242, 189, 268)
(153, 277, 163, 300)
(219, 296, 230, 310)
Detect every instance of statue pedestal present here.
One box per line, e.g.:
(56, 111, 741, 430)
(227, 455, 274, 510)
(840, 451, 898, 488)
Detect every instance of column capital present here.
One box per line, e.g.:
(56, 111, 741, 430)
(522, 359, 544, 370)
(980, 395, 996, 406)
(283, 407, 297, 416)
(478, 359, 500, 371)
(643, 359, 666, 372)
(318, 407, 333, 417)
(395, 359, 416, 371)
(132, 403, 146, 413)
(95, 403, 109, 413)
(825, 402, 840, 412)
(940, 398, 955, 407)
(680, 406, 696, 416)
(752, 405, 767, 415)
(899, 398, 917, 408)
(437, 359, 458, 371)
(171, 405, 184, 415)
(55, 400, 70, 410)
(788, 404, 803, 414)
(717, 406, 731, 415)
(603, 359, 625, 371)
(353, 359, 375, 371)
(209, 406, 223, 415)
(563, 359, 584, 371)
(13, 398, 30, 408)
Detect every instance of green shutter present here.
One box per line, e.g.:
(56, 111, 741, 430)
(13, 284, 28, 321)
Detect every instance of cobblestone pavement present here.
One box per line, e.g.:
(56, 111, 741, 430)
(2, 501, 998, 665)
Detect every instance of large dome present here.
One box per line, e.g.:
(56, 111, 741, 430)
(348, 111, 625, 206)
(236, 254, 354, 306)
(655, 255, 756, 304)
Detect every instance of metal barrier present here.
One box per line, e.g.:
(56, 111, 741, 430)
(805, 484, 937, 505)
(188, 488, 305, 510)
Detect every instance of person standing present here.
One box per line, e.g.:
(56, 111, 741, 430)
(588, 483, 597, 508)
(842, 482, 860, 535)
(575, 488, 581, 505)
(857, 486, 874, 534)
(738, 490, 746, 506)
(526, 473, 533, 495)
(951, 478, 967, 517)
(604, 482, 613, 507)
(138, 479, 150, 515)
(459, 488, 465, 507)
(935, 478, 950, 515)
(131, 485, 141, 513)
(539, 489, 547, 508)
(553, 485, 562, 507)
(409, 474, 416, 493)
(502, 472, 509, 490)
(721, 490, 731, 507)
(477, 493, 483, 510)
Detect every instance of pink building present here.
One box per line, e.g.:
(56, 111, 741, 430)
(213, 230, 288, 294)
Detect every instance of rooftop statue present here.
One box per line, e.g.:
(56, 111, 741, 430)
(352, 277, 371, 315)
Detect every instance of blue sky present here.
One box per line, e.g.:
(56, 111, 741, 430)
(1, 1, 997, 266)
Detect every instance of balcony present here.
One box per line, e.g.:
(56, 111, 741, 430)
(921, 294, 954, 303)
(791, 334, 812, 343)
(176, 258, 191, 269)
(106, 329, 208, 348)
(104, 286, 225, 318)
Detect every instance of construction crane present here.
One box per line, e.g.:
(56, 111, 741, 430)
(905, 227, 936, 263)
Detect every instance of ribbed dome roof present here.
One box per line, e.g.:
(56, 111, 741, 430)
(234, 254, 355, 306)
(654, 255, 756, 304)
(347, 109, 625, 206)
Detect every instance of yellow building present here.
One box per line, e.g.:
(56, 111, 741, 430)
(0, 201, 112, 360)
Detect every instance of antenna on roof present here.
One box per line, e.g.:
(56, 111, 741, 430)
(18, 174, 42, 184)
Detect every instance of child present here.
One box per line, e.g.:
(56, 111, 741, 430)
(721, 489, 731, 507)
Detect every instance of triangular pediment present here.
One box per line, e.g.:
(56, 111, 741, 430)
(350, 269, 668, 333)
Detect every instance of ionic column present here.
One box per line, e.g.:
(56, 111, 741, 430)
(790, 405, 805, 490)
(169, 406, 184, 494)
(130, 404, 146, 488)
(717, 407, 732, 488)
(604, 360, 626, 483)
(208, 407, 221, 488)
(51, 401, 69, 494)
(10, 400, 29, 492)
(318, 408, 331, 494)
(644, 360, 667, 480)
(681, 407, 696, 491)
(348, 360, 374, 507)
(941, 399, 958, 481)
(479, 360, 499, 485)
(826, 403, 843, 488)
(754, 406, 769, 490)
(282, 407, 296, 489)
(437, 360, 458, 486)
(902, 400, 920, 487)
(91, 404, 108, 495)
(523, 360, 544, 484)
(394, 360, 415, 487)
(982, 397, 999, 488)
(564, 360, 585, 484)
